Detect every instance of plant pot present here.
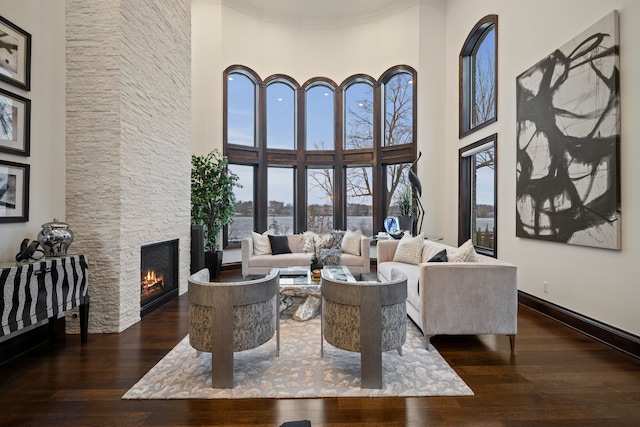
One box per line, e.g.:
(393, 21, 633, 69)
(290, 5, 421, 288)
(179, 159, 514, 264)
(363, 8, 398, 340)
(190, 225, 205, 274)
(397, 215, 413, 233)
(205, 250, 223, 280)
(311, 262, 324, 271)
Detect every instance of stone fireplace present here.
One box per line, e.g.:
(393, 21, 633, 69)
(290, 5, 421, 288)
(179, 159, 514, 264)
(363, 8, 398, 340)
(140, 240, 179, 316)
(64, 0, 192, 333)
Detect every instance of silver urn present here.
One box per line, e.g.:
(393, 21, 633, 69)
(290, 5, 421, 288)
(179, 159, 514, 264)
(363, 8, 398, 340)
(38, 218, 74, 257)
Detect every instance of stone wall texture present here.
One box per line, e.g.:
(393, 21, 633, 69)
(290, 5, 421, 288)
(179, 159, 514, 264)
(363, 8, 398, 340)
(65, 0, 191, 333)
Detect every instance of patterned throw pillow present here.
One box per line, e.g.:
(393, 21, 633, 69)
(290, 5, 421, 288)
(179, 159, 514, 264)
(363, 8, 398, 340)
(340, 229, 362, 256)
(251, 231, 272, 255)
(392, 232, 424, 265)
(447, 239, 480, 262)
(318, 230, 345, 265)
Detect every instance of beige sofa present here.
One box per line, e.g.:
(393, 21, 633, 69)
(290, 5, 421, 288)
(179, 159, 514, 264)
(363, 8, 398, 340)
(376, 238, 517, 350)
(241, 234, 370, 278)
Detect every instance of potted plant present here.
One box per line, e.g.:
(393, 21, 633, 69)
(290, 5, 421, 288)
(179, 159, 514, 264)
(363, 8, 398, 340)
(191, 150, 240, 279)
(397, 186, 414, 233)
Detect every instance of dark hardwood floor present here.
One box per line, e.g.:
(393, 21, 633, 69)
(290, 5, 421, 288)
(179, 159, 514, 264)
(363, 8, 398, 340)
(1, 269, 639, 426)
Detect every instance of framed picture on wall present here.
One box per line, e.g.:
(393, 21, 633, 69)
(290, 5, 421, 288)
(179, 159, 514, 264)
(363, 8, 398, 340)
(0, 15, 32, 91)
(0, 159, 29, 223)
(0, 87, 30, 156)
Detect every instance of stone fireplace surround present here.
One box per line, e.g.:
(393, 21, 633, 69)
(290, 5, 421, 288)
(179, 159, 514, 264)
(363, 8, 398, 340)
(64, 0, 192, 334)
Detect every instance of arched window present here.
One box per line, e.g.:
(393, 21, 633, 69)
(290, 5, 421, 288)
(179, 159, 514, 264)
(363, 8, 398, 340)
(459, 15, 498, 138)
(223, 65, 417, 246)
(306, 83, 335, 151)
(266, 80, 296, 150)
(383, 71, 414, 147)
(226, 70, 257, 146)
(344, 80, 374, 150)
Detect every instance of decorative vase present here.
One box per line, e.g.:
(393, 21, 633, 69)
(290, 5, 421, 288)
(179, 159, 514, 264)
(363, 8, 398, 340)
(37, 218, 74, 257)
(397, 215, 413, 234)
(311, 262, 323, 272)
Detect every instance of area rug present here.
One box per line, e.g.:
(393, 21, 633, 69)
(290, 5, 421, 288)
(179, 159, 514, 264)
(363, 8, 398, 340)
(122, 317, 473, 399)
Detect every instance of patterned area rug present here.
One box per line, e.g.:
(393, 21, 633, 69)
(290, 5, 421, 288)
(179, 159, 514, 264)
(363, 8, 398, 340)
(122, 317, 473, 399)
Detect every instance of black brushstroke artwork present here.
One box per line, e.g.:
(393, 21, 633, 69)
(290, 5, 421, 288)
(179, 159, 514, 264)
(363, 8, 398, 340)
(516, 11, 621, 250)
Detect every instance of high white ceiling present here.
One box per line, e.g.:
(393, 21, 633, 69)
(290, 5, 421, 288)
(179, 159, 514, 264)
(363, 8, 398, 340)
(220, 0, 421, 28)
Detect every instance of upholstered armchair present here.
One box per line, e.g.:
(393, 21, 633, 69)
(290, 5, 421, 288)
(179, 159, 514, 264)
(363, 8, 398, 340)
(320, 268, 408, 388)
(188, 268, 280, 388)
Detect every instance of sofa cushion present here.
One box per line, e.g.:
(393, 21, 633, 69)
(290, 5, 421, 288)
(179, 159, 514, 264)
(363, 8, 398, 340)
(252, 231, 272, 255)
(392, 233, 424, 265)
(268, 235, 292, 255)
(428, 249, 448, 262)
(447, 239, 479, 262)
(341, 229, 361, 256)
(249, 253, 312, 267)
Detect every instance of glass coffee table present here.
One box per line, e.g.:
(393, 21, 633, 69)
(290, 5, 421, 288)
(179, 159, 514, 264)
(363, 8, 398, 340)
(271, 266, 355, 321)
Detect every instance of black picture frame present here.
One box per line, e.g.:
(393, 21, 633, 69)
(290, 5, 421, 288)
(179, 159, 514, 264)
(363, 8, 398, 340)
(0, 15, 32, 91)
(0, 159, 29, 223)
(0, 87, 30, 156)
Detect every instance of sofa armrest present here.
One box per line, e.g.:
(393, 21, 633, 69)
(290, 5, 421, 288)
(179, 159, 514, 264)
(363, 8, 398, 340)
(419, 262, 518, 336)
(241, 237, 253, 278)
(376, 239, 400, 263)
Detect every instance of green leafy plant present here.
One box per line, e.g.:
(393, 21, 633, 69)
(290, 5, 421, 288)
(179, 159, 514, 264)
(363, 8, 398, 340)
(398, 186, 414, 217)
(191, 150, 240, 252)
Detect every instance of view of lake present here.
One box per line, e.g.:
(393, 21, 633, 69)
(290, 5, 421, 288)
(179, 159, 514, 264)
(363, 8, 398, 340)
(229, 216, 495, 241)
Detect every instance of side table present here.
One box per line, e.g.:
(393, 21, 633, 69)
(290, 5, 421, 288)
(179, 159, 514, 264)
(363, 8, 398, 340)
(1, 254, 89, 344)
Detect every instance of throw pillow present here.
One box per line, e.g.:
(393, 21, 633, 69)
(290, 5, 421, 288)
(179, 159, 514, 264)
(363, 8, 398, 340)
(251, 231, 272, 255)
(341, 229, 362, 256)
(421, 240, 442, 263)
(427, 249, 448, 262)
(319, 248, 342, 265)
(447, 239, 480, 262)
(300, 231, 317, 253)
(392, 232, 424, 265)
(268, 235, 292, 255)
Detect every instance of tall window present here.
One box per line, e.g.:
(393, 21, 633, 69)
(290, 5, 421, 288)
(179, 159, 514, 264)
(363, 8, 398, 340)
(385, 163, 412, 217)
(307, 167, 334, 234)
(344, 82, 374, 150)
(267, 167, 294, 234)
(227, 164, 254, 244)
(459, 134, 497, 256)
(223, 65, 417, 244)
(306, 84, 334, 150)
(384, 72, 414, 147)
(266, 81, 295, 149)
(227, 72, 256, 146)
(459, 15, 498, 137)
(346, 166, 373, 236)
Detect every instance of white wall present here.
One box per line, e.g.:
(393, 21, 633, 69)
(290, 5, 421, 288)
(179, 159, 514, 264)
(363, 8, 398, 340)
(0, 1, 66, 261)
(444, 0, 640, 335)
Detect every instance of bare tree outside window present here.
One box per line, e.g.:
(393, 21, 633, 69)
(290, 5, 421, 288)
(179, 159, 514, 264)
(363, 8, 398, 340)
(472, 28, 496, 128)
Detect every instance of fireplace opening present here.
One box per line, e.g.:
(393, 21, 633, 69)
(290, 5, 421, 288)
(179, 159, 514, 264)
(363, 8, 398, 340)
(140, 239, 179, 317)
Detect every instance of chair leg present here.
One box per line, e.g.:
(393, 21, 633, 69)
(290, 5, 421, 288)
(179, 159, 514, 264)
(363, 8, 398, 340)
(396, 345, 403, 357)
(508, 334, 516, 352)
(320, 297, 324, 357)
